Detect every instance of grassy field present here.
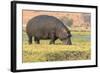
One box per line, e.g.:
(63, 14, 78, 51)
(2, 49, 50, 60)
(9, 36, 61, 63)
(22, 31, 91, 63)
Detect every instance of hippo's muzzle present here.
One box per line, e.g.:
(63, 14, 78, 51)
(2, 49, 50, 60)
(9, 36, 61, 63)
(62, 38, 72, 45)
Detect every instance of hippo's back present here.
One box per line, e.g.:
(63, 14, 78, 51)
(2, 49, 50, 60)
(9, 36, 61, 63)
(27, 15, 63, 27)
(26, 15, 64, 36)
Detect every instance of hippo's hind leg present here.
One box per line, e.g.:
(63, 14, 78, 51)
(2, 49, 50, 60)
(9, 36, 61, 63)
(28, 35, 32, 44)
(50, 38, 57, 44)
(34, 37, 40, 44)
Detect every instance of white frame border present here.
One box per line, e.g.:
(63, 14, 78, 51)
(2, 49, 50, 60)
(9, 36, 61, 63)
(16, 3, 96, 70)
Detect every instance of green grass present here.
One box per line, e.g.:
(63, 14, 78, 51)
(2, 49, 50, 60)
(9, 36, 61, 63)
(22, 31, 91, 63)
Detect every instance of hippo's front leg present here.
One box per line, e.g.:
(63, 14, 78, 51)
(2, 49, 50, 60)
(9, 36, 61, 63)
(49, 32, 57, 44)
(50, 39, 55, 44)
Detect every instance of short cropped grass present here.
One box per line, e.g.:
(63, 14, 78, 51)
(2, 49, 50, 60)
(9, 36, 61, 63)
(22, 31, 91, 63)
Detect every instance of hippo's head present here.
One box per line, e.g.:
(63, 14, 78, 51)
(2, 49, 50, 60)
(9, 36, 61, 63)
(60, 30, 72, 45)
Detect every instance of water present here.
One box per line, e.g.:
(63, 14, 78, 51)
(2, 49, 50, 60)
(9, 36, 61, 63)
(72, 34, 90, 42)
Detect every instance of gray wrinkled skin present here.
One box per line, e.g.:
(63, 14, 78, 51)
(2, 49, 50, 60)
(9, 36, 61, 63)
(26, 15, 72, 45)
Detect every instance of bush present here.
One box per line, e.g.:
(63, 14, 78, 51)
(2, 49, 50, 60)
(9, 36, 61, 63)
(61, 16, 73, 27)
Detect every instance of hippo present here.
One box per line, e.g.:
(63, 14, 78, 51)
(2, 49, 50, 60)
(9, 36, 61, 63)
(26, 15, 72, 45)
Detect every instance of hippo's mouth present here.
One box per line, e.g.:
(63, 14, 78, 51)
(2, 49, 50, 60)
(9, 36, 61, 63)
(62, 38, 72, 45)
